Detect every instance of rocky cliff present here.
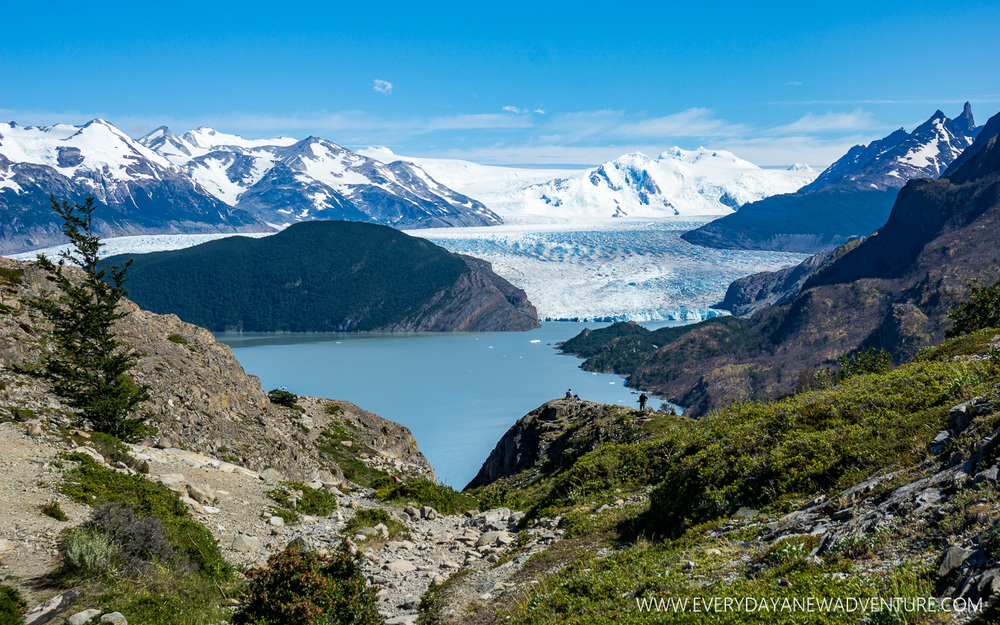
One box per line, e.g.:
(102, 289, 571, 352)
(465, 399, 651, 489)
(0, 256, 434, 483)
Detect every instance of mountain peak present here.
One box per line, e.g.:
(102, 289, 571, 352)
(954, 101, 977, 136)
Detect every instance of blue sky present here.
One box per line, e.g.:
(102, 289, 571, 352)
(2, 0, 998, 167)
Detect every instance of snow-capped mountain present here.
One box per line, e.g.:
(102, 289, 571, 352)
(802, 103, 980, 192)
(490, 148, 816, 218)
(0, 119, 266, 254)
(363, 147, 816, 220)
(140, 128, 502, 229)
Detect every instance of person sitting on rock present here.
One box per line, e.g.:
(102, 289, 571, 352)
(638, 393, 648, 411)
(565, 389, 573, 399)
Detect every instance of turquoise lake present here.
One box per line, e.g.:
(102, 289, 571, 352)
(217, 321, 681, 488)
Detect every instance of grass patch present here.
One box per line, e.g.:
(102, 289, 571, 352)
(374, 478, 478, 515)
(166, 333, 188, 345)
(70, 430, 149, 474)
(315, 424, 389, 486)
(267, 481, 338, 518)
(41, 500, 69, 521)
(344, 509, 409, 541)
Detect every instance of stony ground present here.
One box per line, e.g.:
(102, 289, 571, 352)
(0, 420, 564, 625)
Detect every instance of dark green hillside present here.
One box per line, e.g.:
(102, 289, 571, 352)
(107, 220, 469, 332)
(680, 188, 898, 253)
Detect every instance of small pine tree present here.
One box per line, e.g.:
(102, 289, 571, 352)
(947, 276, 1000, 337)
(25, 197, 149, 441)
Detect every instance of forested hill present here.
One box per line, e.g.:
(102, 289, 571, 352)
(106, 220, 539, 332)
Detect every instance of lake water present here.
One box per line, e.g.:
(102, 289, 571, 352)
(218, 321, 682, 488)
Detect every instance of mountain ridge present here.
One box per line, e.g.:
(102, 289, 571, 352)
(681, 104, 983, 253)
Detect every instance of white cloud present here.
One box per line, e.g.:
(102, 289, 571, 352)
(502, 105, 526, 114)
(373, 79, 393, 95)
(784, 81, 802, 86)
(771, 110, 876, 135)
(615, 108, 746, 139)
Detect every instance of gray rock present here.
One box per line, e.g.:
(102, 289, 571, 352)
(940, 546, 972, 578)
(74, 446, 106, 465)
(100, 613, 128, 625)
(931, 430, 951, 454)
(385, 560, 417, 573)
(67, 609, 102, 625)
(260, 468, 283, 483)
(949, 400, 977, 433)
(327, 486, 344, 496)
(735, 508, 760, 518)
(402, 594, 420, 610)
(975, 465, 999, 486)
(186, 483, 215, 504)
(232, 534, 261, 553)
(0, 538, 14, 557)
(156, 473, 187, 493)
(268, 516, 285, 527)
(24, 590, 79, 625)
(476, 531, 514, 547)
(420, 506, 439, 520)
(27, 423, 43, 437)
(509, 511, 526, 523)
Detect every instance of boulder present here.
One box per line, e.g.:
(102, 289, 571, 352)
(186, 483, 215, 504)
(385, 560, 417, 573)
(156, 473, 187, 493)
(232, 534, 261, 553)
(23, 590, 79, 625)
(0, 538, 14, 557)
(67, 609, 102, 625)
(100, 613, 128, 625)
(939, 546, 973, 578)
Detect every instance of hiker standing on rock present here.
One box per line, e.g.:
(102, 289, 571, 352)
(638, 393, 648, 411)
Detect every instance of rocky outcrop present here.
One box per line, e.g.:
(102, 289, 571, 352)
(0, 256, 434, 482)
(466, 399, 649, 490)
(380, 255, 538, 332)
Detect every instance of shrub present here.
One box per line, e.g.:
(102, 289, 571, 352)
(79, 431, 149, 473)
(85, 504, 175, 573)
(268, 389, 299, 408)
(166, 333, 188, 345)
(41, 500, 68, 521)
(268, 482, 337, 517)
(344, 509, 408, 541)
(0, 585, 26, 625)
(833, 348, 892, 383)
(948, 275, 1000, 337)
(62, 529, 119, 575)
(61, 454, 230, 580)
(374, 479, 477, 516)
(233, 546, 382, 625)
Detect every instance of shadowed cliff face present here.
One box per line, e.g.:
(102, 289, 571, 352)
(618, 112, 1000, 417)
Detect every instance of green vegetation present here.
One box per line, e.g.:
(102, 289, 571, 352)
(106, 220, 471, 332)
(72, 430, 149, 473)
(60, 453, 230, 580)
(559, 321, 707, 375)
(41, 500, 68, 521)
(166, 333, 188, 345)
(373, 478, 477, 515)
(267, 482, 338, 519)
(233, 546, 381, 625)
(267, 388, 299, 408)
(0, 585, 26, 625)
(948, 275, 1000, 337)
(315, 424, 388, 486)
(19, 197, 149, 441)
(343, 509, 409, 541)
(2, 407, 35, 423)
(57, 454, 234, 624)
(831, 347, 892, 383)
(450, 328, 1000, 624)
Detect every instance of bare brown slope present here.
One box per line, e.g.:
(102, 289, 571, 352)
(629, 115, 1000, 417)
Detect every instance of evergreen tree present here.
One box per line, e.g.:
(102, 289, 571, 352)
(25, 197, 149, 441)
